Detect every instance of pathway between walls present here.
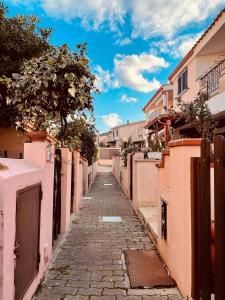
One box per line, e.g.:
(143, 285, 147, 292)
(33, 169, 182, 300)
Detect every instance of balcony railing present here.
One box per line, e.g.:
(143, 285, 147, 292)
(200, 58, 225, 95)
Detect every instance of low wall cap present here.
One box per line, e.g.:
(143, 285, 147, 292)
(168, 138, 202, 148)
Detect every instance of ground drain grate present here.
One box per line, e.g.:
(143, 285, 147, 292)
(125, 249, 175, 288)
(99, 216, 122, 222)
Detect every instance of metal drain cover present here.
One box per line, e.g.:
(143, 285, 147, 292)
(100, 216, 122, 222)
(125, 249, 175, 288)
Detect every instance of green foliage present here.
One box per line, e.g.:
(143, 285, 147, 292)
(148, 131, 166, 152)
(0, 3, 51, 77)
(5, 44, 97, 136)
(61, 117, 98, 165)
(0, 2, 51, 127)
(177, 92, 216, 139)
(121, 136, 140, 167)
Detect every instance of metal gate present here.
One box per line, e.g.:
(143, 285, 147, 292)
(191, 136, 225, 300)
(14, 183, 42, 300)
(53, 148, 62, 240)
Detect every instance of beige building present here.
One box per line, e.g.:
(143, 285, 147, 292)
(101, 120, 146, 148)
(143, 84, 174, 143)
(97, 131, 113, 147)
(168, 8, 225, 137)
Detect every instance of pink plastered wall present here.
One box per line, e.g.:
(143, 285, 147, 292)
(132, 157, 158, 209)
(0, 139, 55, 300)
(156, 142, 200, 297)
(0, 128, 31, 155)
(60, 148, 72, 234)
(81, 158, 88, 195)
(72, 150, 83, 212)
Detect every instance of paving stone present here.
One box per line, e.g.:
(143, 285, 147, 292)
(90, 296, 116, 300)
(91, 281, 114, 288)
(103, 288, 126, 296)
(77, 288, 102, 296)
(117, 296, 142, 300)
(66, 280, 90, 288)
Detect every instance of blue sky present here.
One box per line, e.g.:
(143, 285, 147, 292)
(3, 0, 225, 132)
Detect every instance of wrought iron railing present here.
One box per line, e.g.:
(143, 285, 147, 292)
(200, 58, 225, 95)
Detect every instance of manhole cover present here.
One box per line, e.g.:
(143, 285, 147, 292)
(99, 216, 122, 222)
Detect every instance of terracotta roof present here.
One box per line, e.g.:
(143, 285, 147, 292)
(168, 7, 225, 81)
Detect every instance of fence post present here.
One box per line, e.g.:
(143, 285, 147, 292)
(199, 139, 211, 300)
(214, 135, 225, 300)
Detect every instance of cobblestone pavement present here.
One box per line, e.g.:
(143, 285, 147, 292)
(33, 171, 183, 300)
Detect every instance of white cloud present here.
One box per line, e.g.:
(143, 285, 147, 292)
(41, 0, 125, 34)
(114, 53, 168, 93)
(94, 65, 119, 92)
(121, 94, 138, 103)
(102, 113, 122, 128)
(94, 52, 168, 93)
(130, 1, 225, 39)
(152, 32, 202, 58)
(10, 0, 225, 40)
(116, 37, 132, 46)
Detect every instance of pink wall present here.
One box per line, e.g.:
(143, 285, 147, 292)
(60, 148, 72, 234)
(81, 158, 88, 195)
(72, 150, 83, 212)
(156, 140, 201, 297)
(0, 128, 31, 155)
(0, 139, 55, 300)
(133, 158, 158, 209)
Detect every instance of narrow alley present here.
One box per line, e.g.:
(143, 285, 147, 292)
(34, 168, 182, 300)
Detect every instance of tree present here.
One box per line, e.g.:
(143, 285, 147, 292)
(177, 92, 216, 139)
(61, 117, 98, 165)
(5, 44, 98, 137)
(0, 2, 51, 127)
(121, 136, 140, 167)
(0, 3, 51, 77)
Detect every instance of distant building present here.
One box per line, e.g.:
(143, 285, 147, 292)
(143, 84, 174, 143)
(97, 131, 112, 147)
(99, 120, 146, 148)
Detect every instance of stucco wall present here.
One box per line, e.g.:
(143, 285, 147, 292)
(0, 128, 31, 157)
(133, 158, 158, 209)
(72, 150, 83, 212)
(157, 143, 200, 298)
(60, 148, 72, 234)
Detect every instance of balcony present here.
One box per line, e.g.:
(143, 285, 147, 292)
(199, 58, 225, 115)
(200, 58, 225, 96)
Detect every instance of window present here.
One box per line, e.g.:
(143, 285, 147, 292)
(116, 130, 119, 137)
(112, 131, 115, 138)
(178, 68, 188, 95)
